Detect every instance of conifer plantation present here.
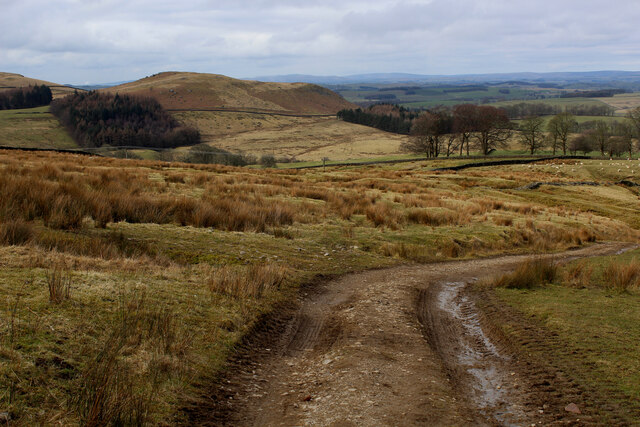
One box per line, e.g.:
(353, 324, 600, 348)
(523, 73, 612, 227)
(0, 85, 52, 110)
(50, 91, 200, 148)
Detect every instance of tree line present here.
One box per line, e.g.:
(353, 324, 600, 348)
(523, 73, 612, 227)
(339, 101, 640, 159)
(337, 103, 514, 157)
(402, 104, 513, 157)
(560, 89, 626, 98)
(0, 85, 53, 110)
(501, 102, 615, 119)
(518, 109, 640, 158)
(50, 91, 200, 149)
(337, 104, 418, 134)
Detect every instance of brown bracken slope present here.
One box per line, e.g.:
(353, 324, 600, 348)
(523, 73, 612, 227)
(101, 71, 356, 114)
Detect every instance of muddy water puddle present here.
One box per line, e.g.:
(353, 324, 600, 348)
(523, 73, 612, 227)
(437, 281, 527, 425)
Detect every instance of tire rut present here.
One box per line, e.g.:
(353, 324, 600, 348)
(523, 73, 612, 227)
(193, 242, 637, 426)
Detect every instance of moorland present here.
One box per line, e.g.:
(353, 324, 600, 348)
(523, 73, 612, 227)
(0, 69, 639, 425)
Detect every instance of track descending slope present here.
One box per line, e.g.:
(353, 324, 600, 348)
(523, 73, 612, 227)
(195, 242, 635, 426)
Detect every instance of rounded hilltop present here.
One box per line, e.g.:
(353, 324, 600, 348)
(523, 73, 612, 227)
(0, 72, 78, 99)
(101, 71, 356, 114)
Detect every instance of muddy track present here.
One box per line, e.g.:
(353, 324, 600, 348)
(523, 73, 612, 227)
(189, 242, 636, 426)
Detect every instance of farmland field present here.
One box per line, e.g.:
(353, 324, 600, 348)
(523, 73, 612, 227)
(0, 106, 76, 149)
(333, 84, 553, 108)
(597, 92, 640, 114)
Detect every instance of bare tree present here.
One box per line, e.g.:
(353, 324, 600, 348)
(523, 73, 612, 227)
(626, 106, 640, 139)
(401, 112, 438, 158)
(519, 116, 546, 154)
(593, 120, 610, 156)
(546, 112, 576, 155)
(472, 106, 512, 155)
(607, 136, 626, 158)
(611, 120, 635, 158)
(401, 110, 453, 158)
(569, 133, 594, 155)
(453, 104, 476, 156)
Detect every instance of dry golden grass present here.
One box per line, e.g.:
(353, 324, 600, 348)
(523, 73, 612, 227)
(208, 263, 289, 299)
(602, 260, 640, 292)
(563, 260, 594, 288)
(0, 149, 638, 425)
(494, 258, 558, 289)
(46, 268, 71, 304)
(173, 111, 408, 161)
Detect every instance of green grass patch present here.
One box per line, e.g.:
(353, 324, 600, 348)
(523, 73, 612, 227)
(0, 106, 76, 149)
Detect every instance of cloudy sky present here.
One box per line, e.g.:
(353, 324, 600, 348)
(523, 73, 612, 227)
(2, 0, 640, 84)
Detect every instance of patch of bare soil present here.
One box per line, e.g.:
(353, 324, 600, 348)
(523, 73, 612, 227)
(187, 242, 635, 426)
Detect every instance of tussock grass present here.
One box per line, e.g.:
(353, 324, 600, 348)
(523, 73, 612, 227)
(365, 202, 402, 229)
(380, 242, 433, 263)
(0, 220, 34, 245)
(0, 150, 638, 425)
(603, 260, 640, 292)
(405, 208, 461, 226)
(74, 291, 191, 426)
(563, 260, 594, 288)
(0, 166, 295, 232)
(208, 263, 289, 298)
(46, 268, 71, 304)
(495, 258, 558, 289)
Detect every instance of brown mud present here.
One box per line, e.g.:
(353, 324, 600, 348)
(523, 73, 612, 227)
(186, 242, 636, 426)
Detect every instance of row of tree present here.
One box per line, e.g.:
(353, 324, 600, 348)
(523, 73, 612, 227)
(337, 104, 419, 134)
(50, 91, 200, 148)
(501, 102, 615, 119)
(520, 111, 640, 158)
(0, 85, 53, 110)
(560, 89, 626, 98)
(402, 105, 640, 159)
(401, 105, 512, 157)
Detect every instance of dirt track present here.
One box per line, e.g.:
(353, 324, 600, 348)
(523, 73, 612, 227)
(195, 242, 635, 426)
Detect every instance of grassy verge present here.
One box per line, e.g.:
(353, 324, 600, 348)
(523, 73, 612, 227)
(482, 249, 640, 423)
(0, 150, 638, 424)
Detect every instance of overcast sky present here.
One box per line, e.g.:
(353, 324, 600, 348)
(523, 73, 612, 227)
(2, 0, 640, 84)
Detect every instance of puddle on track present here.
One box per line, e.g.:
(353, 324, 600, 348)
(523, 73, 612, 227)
(437, 281, 527, 426)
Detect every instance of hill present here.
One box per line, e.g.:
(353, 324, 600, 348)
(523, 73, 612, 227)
(102, 71, 356, 114)
(0, 72, 79, 99)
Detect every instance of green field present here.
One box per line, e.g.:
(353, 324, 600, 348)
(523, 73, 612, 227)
(0, 106, 76, 149)
(334, 84, 549, 108)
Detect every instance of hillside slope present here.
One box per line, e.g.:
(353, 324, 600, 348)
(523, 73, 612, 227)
(173, 111, 408, 161)
(102, 72, 356, 114)
(0, 72, 79, 99)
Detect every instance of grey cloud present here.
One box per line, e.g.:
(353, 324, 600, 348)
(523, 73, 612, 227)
(1, 0, 640, 83)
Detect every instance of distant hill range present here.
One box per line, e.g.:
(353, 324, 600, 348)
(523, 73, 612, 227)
(251, 70, 640, 86)
(0, 72, 80, 99)
(101, 72, 355, 114)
